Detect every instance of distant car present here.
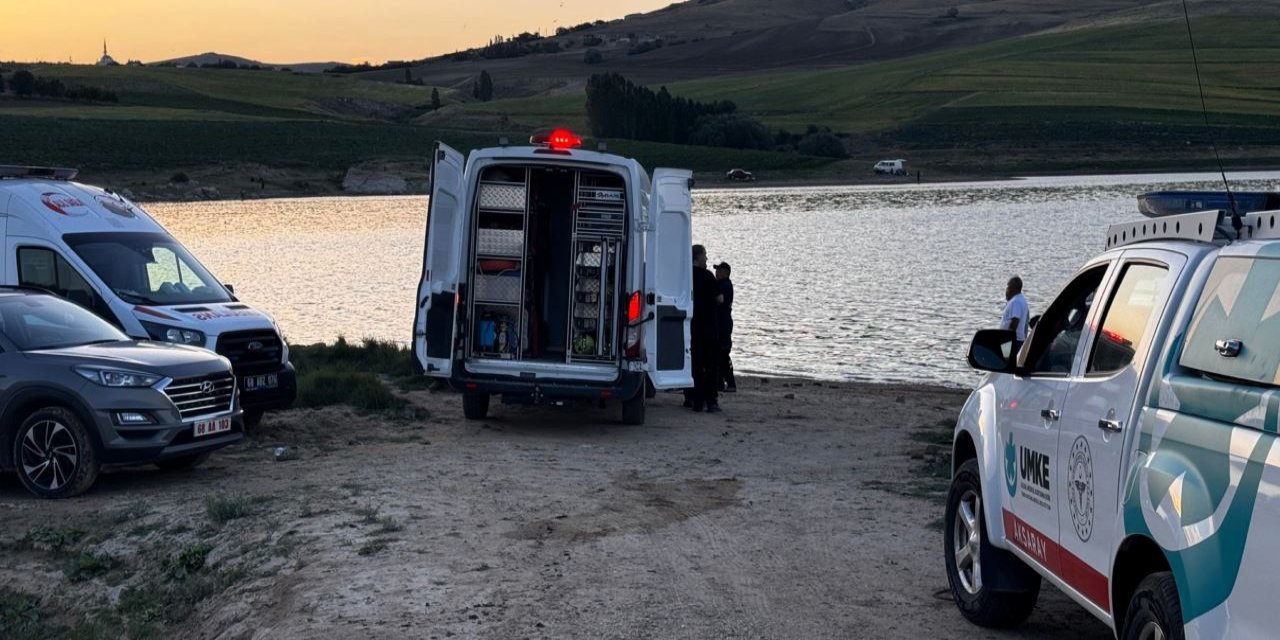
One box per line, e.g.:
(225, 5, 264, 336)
(874, 160, 907, 176)
(725, 168, 755, 182)
(0, 288, 242, 498)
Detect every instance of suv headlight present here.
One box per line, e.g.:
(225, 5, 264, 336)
(140, 321, 206, 346)
(75, 367, 162, 388)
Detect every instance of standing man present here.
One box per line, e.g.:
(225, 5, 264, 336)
(1002, 276, 1030, 353)
(686, 245, 722, 413)
(714, 261, 736, 393)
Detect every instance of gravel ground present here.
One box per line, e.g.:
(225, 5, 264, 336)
(0, 378, 1111, 639)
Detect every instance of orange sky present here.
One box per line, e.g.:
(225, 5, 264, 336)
(3, 0, 676, 64)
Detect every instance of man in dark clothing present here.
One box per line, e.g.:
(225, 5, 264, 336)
(686, 244, 722, 413)
(714, 262, 737, 393)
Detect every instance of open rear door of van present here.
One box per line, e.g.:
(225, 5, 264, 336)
(414, 143, 467, 377)
(644, 169, 694, 389)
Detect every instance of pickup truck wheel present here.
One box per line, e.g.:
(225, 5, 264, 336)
(462, 393, 490, 420)
(945, 458, 1040, 628)
(14, 407, 100, 499)
(622, 393, 646, 425)
(1121, 573, 1184, 640)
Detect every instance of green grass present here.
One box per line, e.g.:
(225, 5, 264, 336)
(204, 494, 270, 524)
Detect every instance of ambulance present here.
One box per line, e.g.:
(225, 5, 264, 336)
(0, 166, 296, 425)
(947, 197, 1280, 638)
(413, 131, 694, 425)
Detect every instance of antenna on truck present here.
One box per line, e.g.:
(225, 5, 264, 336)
(1181, 0, 1243, 238)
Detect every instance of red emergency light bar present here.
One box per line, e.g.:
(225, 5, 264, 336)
(531, 129, 582, 150)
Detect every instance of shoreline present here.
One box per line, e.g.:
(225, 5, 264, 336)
(85, 163, 1280, 204)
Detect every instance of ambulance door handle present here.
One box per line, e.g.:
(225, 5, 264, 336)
(1098, 419, 1123, 433)
(1041, 409, 1060, 422)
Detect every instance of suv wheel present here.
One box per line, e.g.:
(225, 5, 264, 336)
(945, 458, 1040, 628)
(462, 392, 490, 420)
(1121, 573, 1184, 640)
(622, 392, 646, 425)
(14, 407, 100, 499)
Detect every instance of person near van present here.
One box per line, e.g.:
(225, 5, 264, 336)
(1001, 276, 1030, 352)
(714, 261, 737, 393)
(685, 245, 722, 413)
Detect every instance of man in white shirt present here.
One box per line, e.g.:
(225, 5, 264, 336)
(1001, 277, 1030, 348)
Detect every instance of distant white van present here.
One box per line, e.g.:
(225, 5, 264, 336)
(874, 159, 907, 175)
(0, 166, 296, 425)
(413, 131, 695, 425)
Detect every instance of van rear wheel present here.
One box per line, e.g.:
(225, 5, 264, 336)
(462, 393, 490, 420)
(622, 393, 646, 425)
(945, 458, 1040, 628)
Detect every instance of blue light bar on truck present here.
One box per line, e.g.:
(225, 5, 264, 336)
(1138, 191, 1280, 218)
(0, 165, 79, 181)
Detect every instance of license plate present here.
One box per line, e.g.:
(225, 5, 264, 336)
(243, 374, 278, 391)
(193, 417, 233, 438)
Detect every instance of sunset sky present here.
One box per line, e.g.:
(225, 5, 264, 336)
(3, 0, 676, 64)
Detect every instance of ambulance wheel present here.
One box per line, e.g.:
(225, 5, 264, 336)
(1121, 573, 1184, 640)
(622, 393, 646, 426)
(243, 411, 264, 430)
(945, 458, 1040, 628)
(462, 393, 490, 420)
(644, 377, 657, 399)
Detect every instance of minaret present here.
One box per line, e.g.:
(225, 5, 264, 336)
(103, 40, 108, 57)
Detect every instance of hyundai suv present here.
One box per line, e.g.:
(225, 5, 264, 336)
(0, 288, 242, 498)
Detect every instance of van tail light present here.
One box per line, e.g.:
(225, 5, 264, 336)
(625, 291, 643, 358)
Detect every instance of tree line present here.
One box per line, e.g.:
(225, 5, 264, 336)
(584, 73, 849, 157)
(1, 70, 118, 103)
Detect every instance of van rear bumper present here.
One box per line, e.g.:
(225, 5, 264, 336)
(450, 370, 644, 404)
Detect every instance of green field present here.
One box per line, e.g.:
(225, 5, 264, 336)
(5, 15, 1280, 189)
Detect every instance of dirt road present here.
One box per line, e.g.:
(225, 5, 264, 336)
(0, 379, 1111, 639)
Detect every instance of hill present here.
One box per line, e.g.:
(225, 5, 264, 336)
(157, 52, 338, 73)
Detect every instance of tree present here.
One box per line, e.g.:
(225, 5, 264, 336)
(798, 131, 850, 158)
(584, 49, 604, 65)
(473, 70, 494, 101)
(403, 67, 412, 84)
(10, 70, 34, 98)
(688, 113, 773, 150)
(946, 6, 959, 18)
(0, 73, 5, 94)
(431, 88, 442, 110)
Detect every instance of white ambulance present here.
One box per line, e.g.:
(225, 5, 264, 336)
(0, 166, 296, 425)
(413, 131, 694, 425)
(947, 197, 1280, 639)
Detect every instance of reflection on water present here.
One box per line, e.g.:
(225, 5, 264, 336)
(149, 171, 1280, 387)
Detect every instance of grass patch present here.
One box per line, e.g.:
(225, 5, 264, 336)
(357, 539, 390, 556)
(374, 516, 404, 534)
(204, 494, 270, 524)
(22, 526, 86, 552)
(163, 543, 214, 581)
(352, 504, 381, 524)
(290, 338, 418, 413)
(63, 552, 116, 582)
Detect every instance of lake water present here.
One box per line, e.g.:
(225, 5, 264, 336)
(148, 171, 1280, 388)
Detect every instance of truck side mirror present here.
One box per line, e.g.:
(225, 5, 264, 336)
(1028, 314, 1041, 330)
(224, 283, 235, 294)
(968, 329, 1020, 374)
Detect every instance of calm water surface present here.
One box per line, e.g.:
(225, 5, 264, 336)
(149, 171, 1280, 387)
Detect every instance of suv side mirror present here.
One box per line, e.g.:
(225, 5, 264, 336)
(1028, 314, 1041, 330)
(224, 283, 235, 294)
(968, 329, 1020, 374)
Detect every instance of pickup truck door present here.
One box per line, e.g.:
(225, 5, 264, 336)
(413, 143, 467, 377)
(1055, 249, 1181, 616)
(1000, 263, 1114, 579)
(643, 169, 694, 389)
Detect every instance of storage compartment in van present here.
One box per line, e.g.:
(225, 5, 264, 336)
(466, 165, 627, 365)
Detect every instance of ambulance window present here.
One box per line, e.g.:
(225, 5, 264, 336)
(1088, 263, 1169, 374)
(1025, 266, 1108, 375)
(16, 247, 119, 327)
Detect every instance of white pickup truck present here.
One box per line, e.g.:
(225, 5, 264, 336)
(945, 199, 1280, 639)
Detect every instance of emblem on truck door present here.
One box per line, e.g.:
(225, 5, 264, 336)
(1068, 436, 1095, 542)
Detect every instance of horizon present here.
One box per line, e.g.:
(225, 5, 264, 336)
(2, 0, 675, 65)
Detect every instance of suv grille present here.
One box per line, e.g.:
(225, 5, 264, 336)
(164, 374, 235, 420)
(216, 330, 284, 375)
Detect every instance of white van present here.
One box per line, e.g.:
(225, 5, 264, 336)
(413, 131, 694, 425)
(874, 159, 907, 175)
(0, 166, 296, 425)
